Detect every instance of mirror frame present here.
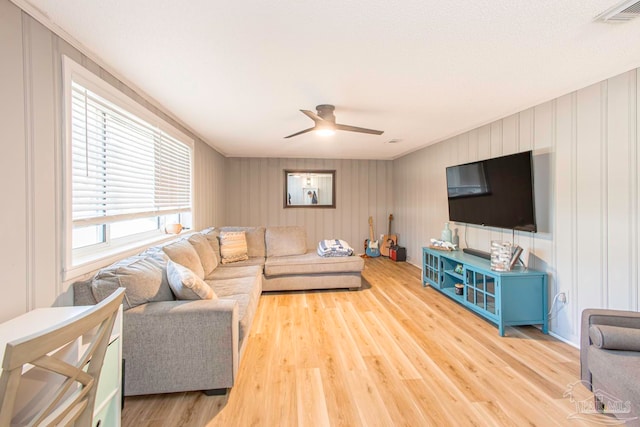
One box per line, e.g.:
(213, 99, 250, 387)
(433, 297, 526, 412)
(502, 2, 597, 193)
(284, 169, 336, 209)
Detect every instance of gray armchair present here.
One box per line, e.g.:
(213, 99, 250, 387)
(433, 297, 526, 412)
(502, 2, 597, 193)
(581, 309, 640, 425)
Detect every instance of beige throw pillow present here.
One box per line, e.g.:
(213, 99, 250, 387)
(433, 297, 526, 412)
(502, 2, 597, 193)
(166, 260, 216, 300)
(220, 226, 266, 257)
(220, 231, 249, 264)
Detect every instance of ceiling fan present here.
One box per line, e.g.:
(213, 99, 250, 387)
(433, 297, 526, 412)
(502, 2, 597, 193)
(284, 104, 384, 138)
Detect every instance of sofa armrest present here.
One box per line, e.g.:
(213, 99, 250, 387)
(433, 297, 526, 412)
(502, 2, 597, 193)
(580, 309, 640, 387)
(122, 299, 239, 395)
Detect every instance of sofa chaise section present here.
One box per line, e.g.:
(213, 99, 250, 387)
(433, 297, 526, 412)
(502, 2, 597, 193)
(263, 252, 363, 291)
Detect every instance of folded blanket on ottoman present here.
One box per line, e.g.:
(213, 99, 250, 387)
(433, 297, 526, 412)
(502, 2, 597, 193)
(317, 239, 354, 257)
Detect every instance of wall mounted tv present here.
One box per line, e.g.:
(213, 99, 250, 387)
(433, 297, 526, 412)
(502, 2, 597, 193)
(446, 151, 537, 232)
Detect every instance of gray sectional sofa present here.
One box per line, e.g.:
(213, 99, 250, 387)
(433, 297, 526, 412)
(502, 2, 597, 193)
(73, 225, 363, 396)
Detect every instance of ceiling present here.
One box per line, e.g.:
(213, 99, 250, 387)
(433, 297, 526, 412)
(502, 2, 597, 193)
(22, 0, 640, 160)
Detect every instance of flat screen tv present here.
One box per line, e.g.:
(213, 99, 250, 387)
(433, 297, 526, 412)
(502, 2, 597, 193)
(446, 151, 537, 232)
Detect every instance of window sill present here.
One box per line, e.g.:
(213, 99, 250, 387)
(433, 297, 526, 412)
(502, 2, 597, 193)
(64, 232, 183, 282)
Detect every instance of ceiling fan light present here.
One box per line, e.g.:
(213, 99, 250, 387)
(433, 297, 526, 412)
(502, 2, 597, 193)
(316, 128, 336, 137)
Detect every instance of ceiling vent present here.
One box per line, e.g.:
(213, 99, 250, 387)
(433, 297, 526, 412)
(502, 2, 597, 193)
(595, 0, 640, 22)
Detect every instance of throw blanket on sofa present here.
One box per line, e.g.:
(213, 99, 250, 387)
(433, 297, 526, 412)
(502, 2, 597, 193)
(317, 239, 354, 257)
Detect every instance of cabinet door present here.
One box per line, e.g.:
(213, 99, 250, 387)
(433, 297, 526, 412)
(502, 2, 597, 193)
(423, 250, 441, 288)
(464, 268, 497, 316)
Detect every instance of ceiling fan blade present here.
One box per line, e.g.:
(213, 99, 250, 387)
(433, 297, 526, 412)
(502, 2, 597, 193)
(284, 127, 316, 139)
(335, 123, 384, 135)
(300, 109, 323, 122)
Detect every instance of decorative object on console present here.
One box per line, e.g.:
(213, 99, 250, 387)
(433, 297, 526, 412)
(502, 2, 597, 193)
(429, 238, 457, 251)
(490, 240, 512, 271)
(452, 228, 460, 247)
(441, 222, 452, 243)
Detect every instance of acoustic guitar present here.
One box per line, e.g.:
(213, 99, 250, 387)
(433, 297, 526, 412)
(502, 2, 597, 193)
(380, 214, 398, 257)
(365, 216, 380, 257)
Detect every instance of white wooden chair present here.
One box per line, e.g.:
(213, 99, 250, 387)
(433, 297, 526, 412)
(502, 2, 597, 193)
(0, 288, 124, 426)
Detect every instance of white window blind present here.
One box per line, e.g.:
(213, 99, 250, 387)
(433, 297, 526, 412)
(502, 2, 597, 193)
(71, 81, 192, 228)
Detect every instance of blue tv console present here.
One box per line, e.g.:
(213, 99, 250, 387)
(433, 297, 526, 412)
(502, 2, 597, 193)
(422, 247, 548, 336)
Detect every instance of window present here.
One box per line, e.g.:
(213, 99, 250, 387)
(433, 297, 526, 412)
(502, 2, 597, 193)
(64, 57, 193, 276)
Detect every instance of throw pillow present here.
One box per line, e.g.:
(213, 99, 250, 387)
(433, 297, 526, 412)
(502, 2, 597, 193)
(219, 226, 266, 257)
(188, 233, 218, 276)
(166, 259, 216, 300)
(162, 238, 205, 279)
(589, 324, 640, 351)
(91, 255, 174, 310)
(202, 228, 221, 259)
(220, 231, 249, 264)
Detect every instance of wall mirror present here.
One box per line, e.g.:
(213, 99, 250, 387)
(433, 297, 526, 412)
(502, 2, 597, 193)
(284, 170, 336, 208)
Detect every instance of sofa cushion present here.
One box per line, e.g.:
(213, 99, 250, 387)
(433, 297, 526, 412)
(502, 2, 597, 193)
(162, 239, 205, 279)
(220, 226, 266, 257)
(220, 231, 249, 264)
(265, 226, 307, 257)
(91, 255, 174, 310)
(206, 275, 262, 345)
(588, 347, 640, 417)
(166, 260, 216, 300)
(188, 233, 218, 277)
(202, 228, 221, 256)
(265, 252, 364, 277)
(590, 324, 640, 351)
(207, 264, 263, 281)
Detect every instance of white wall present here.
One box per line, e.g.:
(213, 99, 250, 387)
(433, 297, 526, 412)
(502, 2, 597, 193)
(224, 158, 393, 249)
(0, 0, 226, 323)
(394, 68, 640, 345)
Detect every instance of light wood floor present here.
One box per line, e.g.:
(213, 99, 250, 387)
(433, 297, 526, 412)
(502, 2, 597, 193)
(122, 257, 603, 426)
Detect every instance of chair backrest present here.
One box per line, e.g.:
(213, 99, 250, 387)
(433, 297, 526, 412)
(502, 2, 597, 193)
(0, 288, 124, 426)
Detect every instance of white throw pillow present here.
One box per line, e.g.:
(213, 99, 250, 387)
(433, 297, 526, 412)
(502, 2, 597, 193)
(166, 260, 216, 300)
(219, 231, 249, 264)
(162, 239, 205, 279)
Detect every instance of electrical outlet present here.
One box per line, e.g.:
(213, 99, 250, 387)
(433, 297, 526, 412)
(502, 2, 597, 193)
(558, 292, 567, 304)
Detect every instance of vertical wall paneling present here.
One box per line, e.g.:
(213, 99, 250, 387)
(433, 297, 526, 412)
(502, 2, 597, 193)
(394, 67, 640, 345)
(22, 14, 35, 310)
(636, 68, 640, 311)
(554, 93, 576, 337)
(502, 114, 519, 155)
(0, 0, 28, 320)
(606, 72, 632, 310)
